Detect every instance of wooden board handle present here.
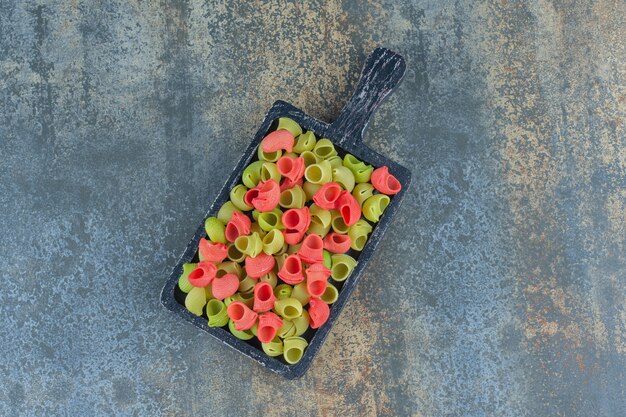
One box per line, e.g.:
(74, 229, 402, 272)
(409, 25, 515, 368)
(330, 48, 406, 148)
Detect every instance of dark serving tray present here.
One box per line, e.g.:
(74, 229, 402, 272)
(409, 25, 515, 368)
(161, 47, 410, 379)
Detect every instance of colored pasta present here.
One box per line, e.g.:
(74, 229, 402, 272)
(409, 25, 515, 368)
(257, 145, 282, 163)
(242, 160, 264, 188)
(304, 160, 333, 184)
(312, 138, 337, 159)
(332, 166, 355, 192)
(283, 336, 308, 364)
(348, 220, 373, 251)
(262, 337, 284, 357)
(279, 184, 306, 208)
(178, 263, 198, 294)
(274, 298, 303, 320)
(184, 286, 207, 316)
(362, 194, 390, 223)
(331, 254, 358, 281)
(229, 320, 255, 340)
(290, 282, 311, 306)
(217, 201, 242, 225)
(230, 184, 253, 211)
(274, 283, 293, 300)
(308, 204, 332, 237)
(260, 162, 281, 183)
(262, 229, 285, 255)
(257, 208, 283, 231)
(293, 131, 316, 153)
(330, 210, 350, 234)
(204, 217, 226, 243)
(206, 299, 229, 327)
(352, 182, 374, 206)
(320, 282, 339, 304)
(342, 154, 373, 183)
(277, 117, 302, 137)
(300, 150, 319, 167)
(302, 181, 322, 201)
(234, 232, 263, 257)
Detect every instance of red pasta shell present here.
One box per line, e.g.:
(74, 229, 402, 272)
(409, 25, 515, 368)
(198, 238, 228, 262)
(323, 232, 352, 254)
(187, 262, 217, 287)
(312, 182, 342, 210)
(277, 254, 305, 284)
(283, 228, 305, 245)
(308, 298, 330, 329)
(276, 155, 305, 182)
(257, 312, 283, 343)
(261, 130, 294, 153)
(211, 273, 239, 300)
(370, 166, 402, 195)
(225, 212, 251, 242)
(279, 176, 303, 192)
(244, 253, 276, 278)
(227, 301, 258, 331)
(335, 190, 361, 226)
(248, 180, 280, 212)
(298, 234, 324, 264)
(305, 263, 331, 298)
(281, 207, 310, 232)
(253, 282, 277, 313)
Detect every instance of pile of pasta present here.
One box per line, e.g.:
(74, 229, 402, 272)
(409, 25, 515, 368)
(177, 117, 401, 365)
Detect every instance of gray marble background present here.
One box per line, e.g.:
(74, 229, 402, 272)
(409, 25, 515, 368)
(1, 1, 624, 416)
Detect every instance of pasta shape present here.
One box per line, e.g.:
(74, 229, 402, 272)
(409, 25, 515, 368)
(274, 283, 293, 300)
(277, 155, 305, 182)
(293, 131, 316, 153)
(245, 179, 280, 212)
(298, 234, 324, 264)
(262, 229, 285, 255)
(211, 273, 239, 300)
(304, 160, 333, 184)
(261, 130, 295, 153)
(234, 232, 263, 258)
(283, 336, 309, 364)
(323, 249, 332, 269)
(206, 299, 229, 327)
(308, 203, 332, 238)
(257, 145, 282, 163)
(279, 184, 306, 209)
(244, 253, 275, 278)
(330, 210, 350, 234)
(226, 243, 247, 263)
(277, 117, 303, 138)
(228, 320, 255, 340)
(279, 176, 303, 192)
(290, 282, 310, 306)
(312, 182, 342, 210)
(277, 319, 297, 339)
(226, 301, 258, 330)
(312, 138, 337, 160)
(249, 222, 267, 238)
(204, 217, 226, 243)
(335, 191, 361, 226)
(278, 254, 305, 284)
(305, 263, 331, 298)
(362, 194, 390, 223)
(260, 162, 281, 183)
(348, 220, 373, 251)
(225, 212, 251, 242)
(257, 312, 283, 343)
(370, 166, 401, 195)
(184, 286, 207, 316)
(242, 160, 264, 188)
(217, 201, 242, 225)
(224, 292, 254, 309)
(331, 254, 358, 281)
(323, 232, 351, 254)
(274, 298, 303, 320)
(257, 208, 284, 231)
(238, 275, 257, 294)
(300, 150, 319, 167)
(342, 154, 373, 183)
(352, 182, 375, 206)
(230, 184, 253, 211)
(286, 242, 302, 255)
(332, 166, 356, 192)
(199, 238, 228, 263)
(292, 310, 310, 336)
(302, 181, 322, 201)
(320, 282, 339, 304)
(259, 271, 278, 288)
(178, 263, 198, 294)
(326, 155, 343, 169)
(274, 253, 289, 271)
(253, 281, 277, 312)
(308, 298, 330, 329)
(261, 336, 284, 357)
(187, 262, 216, 287)
(216, 261, 244, 279)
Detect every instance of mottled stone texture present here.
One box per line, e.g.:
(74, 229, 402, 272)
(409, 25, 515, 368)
(0, 1, 624, 416)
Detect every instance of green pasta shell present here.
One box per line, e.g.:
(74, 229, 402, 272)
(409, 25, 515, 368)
(226, 243, 247, 263)
(204, 217, 226, 243)
(277, 117, 302, 137)
(257, 145, 282, 163)
(242, 160, 264, 188)
(217, 261, 244, 279)
(238, 275, 257, 294)
(309, 203, 332, 237)
(234, 232, 263, 257)
(283, 336, 308, 364)
(330, 210, 350, 234)
(206, 299, 229, 327)
(304, 159, 333, 184)
(331, 254, 358, 281)
(224, 292, 254, 309)
(332, 166, 356, 192)
(184, 286, 207, 316)
(292, 310, 310, 336)
(262, 229, 285, 255)
(320, 282, 339, 304)
(261, 336, 284, 357)
(274, 284, 293, 300)
(302, 181, 322, 201)
(293, 131, 316, 153)
(217, 201, 242, 225)
(257, 208, 284, 231)
(300, 150, 319, 167)
(352, 183, 375, 206)
(323, 250, 332, 269)
(362, 194, 390, 223)
(327, 155, 343, 169)
(228, 320, 255, 340)
(279, 185, 306, 208)
(277, 319, 297, 339)
(343, 154, 373, 183)
(178, 263, 198, 294)
(348, 220, 373, 251)
(290, 282, 310, 306)
(259, 271, 278, 288)
(260, 162, 281, 183)
(230, 184, 253, 211)
(312, 138, 337, 160)
(274, 298, 303, 320)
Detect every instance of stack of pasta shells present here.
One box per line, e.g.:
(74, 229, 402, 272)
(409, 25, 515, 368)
(176, 117, 401, 365)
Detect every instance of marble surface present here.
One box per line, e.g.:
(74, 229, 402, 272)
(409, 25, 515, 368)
(0, 1, 624, 416)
